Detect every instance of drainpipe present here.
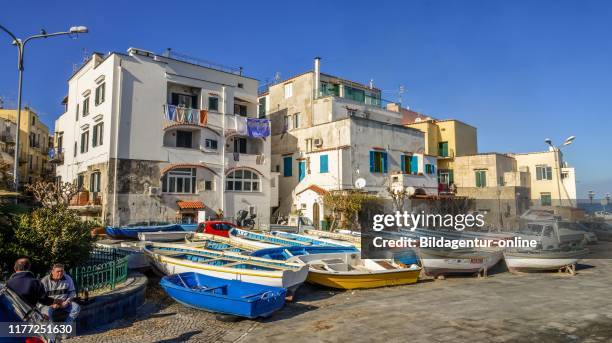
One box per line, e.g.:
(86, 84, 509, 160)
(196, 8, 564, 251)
(314, 57, 321, 98)
(221, 86, 226, 217)
(112, 63, 123, 227)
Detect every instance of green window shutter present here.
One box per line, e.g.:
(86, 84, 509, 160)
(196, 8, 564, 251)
(369, 151, 375, 172)
(283, 156, 292, 177)
(400, 155, 406, 173)
(410, 155, 419, 174)
(382, 152, 388, 173)
(320, 155, 329, 173)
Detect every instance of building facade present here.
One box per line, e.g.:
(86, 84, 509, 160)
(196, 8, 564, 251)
(0, 108, 50, 185)
(259, 58, 437, 227)
(54, 48, 277, 226)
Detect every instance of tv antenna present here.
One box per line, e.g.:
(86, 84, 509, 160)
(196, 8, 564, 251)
(398, 85, 405, 105)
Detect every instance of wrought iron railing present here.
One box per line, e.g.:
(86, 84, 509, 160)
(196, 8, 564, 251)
(68, 247, 130, 295)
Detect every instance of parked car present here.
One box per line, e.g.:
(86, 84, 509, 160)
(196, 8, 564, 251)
(195, 221, 239, 237)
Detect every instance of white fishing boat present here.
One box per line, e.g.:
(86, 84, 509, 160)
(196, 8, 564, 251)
(303, 229, 362, 248)
(185, 232, 260, 253)
(143, 242, 308, 290)
(503, 249, 588, 274)
(271, 231, 356, 247)
(229, 227, 322, 249)
(417, 247, 504, 277)
(138, 231, 191, 242)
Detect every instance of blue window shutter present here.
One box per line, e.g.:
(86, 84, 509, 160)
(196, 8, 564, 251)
(298, 161, 306, 181)
(283, 156, 292, 177)
(369, 151, 375, 172)
(320, 155, 329, 173)
(411, 155, 419, 174)
(400, 155, 405, 173)
(382, 152, 388, 173)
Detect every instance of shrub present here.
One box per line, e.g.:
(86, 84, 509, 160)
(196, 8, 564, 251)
(11, 204, 94, 275)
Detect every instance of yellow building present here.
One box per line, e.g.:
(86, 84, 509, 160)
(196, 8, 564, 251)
(0, 107, 50, 186)
(405, 119, 477, 188)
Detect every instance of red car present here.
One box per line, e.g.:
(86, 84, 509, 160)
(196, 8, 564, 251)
(196, 221, 238, 237)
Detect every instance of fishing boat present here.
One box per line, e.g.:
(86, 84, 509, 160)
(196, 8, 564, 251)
(144, 242, 308, 290)
(1, 286, 47, 343)
(288, 252, 421, 289)
(271, 231, 356, 247)
(229, 227, 329, 248)
(503, 248, 588, 274)
(185, 232, 260, 254)
(250, 245, 360, 260)
(417, 247, 504, 277)
(304, 229, 362, 248)
(106, 223, 197, 239)
(138, 231, 191, 242)
(160, 272, 286, 318)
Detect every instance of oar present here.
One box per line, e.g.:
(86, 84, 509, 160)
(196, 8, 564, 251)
(176, 274, 189, 288)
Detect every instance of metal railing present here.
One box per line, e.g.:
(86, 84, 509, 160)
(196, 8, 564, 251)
(314, 89, 396, 109)
(68, 247, 130, 295)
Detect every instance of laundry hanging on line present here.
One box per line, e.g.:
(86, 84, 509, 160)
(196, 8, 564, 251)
(247, 118, 271, 138)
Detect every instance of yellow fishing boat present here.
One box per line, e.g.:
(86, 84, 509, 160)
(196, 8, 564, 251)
(289, 252, 421, 289)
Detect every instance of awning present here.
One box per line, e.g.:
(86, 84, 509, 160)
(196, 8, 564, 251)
(177, 201, 205, 210)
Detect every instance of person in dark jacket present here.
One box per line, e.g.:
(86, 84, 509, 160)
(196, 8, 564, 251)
(6, 258, 55, 309)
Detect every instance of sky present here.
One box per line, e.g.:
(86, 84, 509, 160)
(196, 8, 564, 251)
(0, 0, 610, 199)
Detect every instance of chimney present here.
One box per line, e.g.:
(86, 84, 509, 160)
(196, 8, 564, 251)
(314, 57, 321, 97)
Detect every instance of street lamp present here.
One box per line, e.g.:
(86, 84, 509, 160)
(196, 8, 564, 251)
(0, 24, 88, 190)
(588, 190, 595, 205)
(544, 136, 575, 207)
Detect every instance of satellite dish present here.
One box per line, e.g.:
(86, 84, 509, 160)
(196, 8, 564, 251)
(405, 186, 416, 196)
(355, 178, 366, 189)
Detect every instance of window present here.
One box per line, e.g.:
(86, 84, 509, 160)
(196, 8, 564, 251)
(475, 170, 487, 188)
(233, 138, 247, 154)
(75, 103, 79, 121)
(90, 171, 101, 192)
(82, 97, 90, 116)
(161, 168, 196, 194)
(344, 86, 365, 103)
(28, 155, 32, 170)
(438, 142, 449, 157)
(204, 180, 213, 191)
(292, 113, 301, 129)
(176, 130, 193, 148)
(237, 83, 244, 89)
(31, 116, 36, 126)
(208, 96, 219, 111)
(205, 139, 218, 150)
(439, 170, 454, 185)
(284, 83, 293, 98)
(234, 104, 247, 116)
(80, 131, 89, 153)
(95, 82, 106, 105)
(171, 93, 197, 108)
(284, 115, 291, 132)
(77, 174, 85, 190)
(540, 192, 552, 206)
(425, 164, 436, 174)
(226, 169, 260, 192)
(400, 155, 412, 174)
(92, 122, 104, 147)
(536, 165, 553, 180)
(283, 156, 292, 177)
(369, 151, 388, 173)
(258, 97, 266, 118)
(320, 155, 329, 173)
(74, 141, 77, 157)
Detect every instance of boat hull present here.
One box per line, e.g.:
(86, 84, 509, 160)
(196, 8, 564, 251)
(138, 231, 190, 242)
(503, 249, 587, 272)
(418, 248, 503, 276)
(306, 268, 420, 289)
(160, 273, 285, 318)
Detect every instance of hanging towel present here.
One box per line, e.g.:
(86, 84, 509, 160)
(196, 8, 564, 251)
(233, 152, 240, 161)
(236, 116, 248, 136)
(247, 118, 271, 138)
(199, 110, 208, 126)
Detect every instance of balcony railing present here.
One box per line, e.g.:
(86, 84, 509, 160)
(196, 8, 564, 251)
(314, 89, 395, 109)
(0, 133, 15, 144)
(163, 104, 208, 127)
(48, 147, 64, 163)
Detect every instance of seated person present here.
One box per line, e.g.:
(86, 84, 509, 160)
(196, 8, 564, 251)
(40, 263, 80, 325)
(7, 258, 55, 310)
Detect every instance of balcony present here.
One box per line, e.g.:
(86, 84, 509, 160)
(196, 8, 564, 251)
(163, 104, 224, 130)
(48, 147, 64, 164)
(0, 133, 15, 144)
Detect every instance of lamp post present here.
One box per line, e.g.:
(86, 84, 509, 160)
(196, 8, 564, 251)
(588, 190, 595, 205)
(0, 25, 88, 191)
(544, 136, 575, 207)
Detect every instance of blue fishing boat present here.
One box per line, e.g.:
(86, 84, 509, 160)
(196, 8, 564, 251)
(250, 245, 359, 260)
(106, 223, 197, 239)
(160, 272, 286, 318)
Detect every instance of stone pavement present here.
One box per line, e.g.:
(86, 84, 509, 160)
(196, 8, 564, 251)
(68, 252, 612, 343)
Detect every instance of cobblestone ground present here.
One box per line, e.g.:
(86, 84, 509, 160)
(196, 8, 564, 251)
(69, 246, 612, 343)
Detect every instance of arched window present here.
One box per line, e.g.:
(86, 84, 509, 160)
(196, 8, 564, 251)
(162, 168, 196, 194)
(226, 169, 260, 192)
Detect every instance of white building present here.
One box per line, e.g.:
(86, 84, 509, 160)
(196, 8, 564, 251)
(54, 48, 277, 226)
(259, 58, 437, 228)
